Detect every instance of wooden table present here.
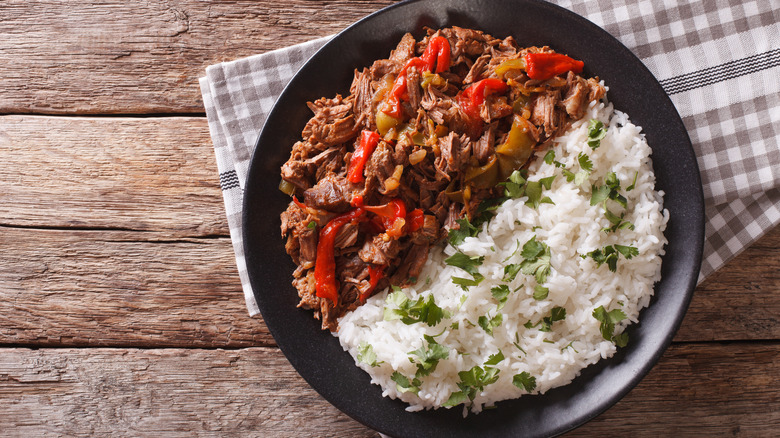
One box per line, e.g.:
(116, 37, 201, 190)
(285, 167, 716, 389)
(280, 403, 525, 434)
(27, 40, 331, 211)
(1, 1, 778, 436)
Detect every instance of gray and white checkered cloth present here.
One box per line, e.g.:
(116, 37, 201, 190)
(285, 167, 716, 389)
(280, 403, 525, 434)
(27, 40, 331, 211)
(199, 0, 780, 316)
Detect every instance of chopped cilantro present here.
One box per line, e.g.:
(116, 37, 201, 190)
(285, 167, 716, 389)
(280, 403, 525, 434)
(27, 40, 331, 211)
(512, 371, 537, 392)
(442, 390, 469, 407)
(306, 220, 316, 229)
(587, 119, 607, 149)
(626, 171, 638, 191)
(583, 244, 638, 272)
(520, 236, 552, 284)
(533, 285, 549, 300)
(485, 350, 505, 366)
(452, 275, 484, 290)
(563, 152, 593, 186)
(478, 313, 503, 336)
(445, 251, 483, 277)
(591, 171, 627, 210)
(443, 354, 504, 407)
(391, 371, 421, 394)
(446, 251, 484, 290)
(448, 217, 479, 246)
(561, 340, 579, 353)
(357, 342, 382, 367)
(500, 170, 555, 208)
(603, 206, 635, 233)
(383, 292, 449, 326)
(592, 305, 629, 347)
(524, 176, 556, 208)
(543, 150, 556, 164)
(410, 341, 450, 378)
(502, 263, 522, 282)
(491, 284, 511, 310)
(525, 306, 567, 332)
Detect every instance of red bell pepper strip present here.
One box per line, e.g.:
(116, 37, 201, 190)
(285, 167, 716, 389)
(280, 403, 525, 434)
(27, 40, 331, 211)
(400, 57, 428, 76)
(457, 78, 509, 136)
(347, 130, 381, 183)
(407, 208, 424, 232)
(383, 74, 408, 118)
(314, 208, 366, 306)
(363, 198, 407, 239)
(420, 36, 451, 73)
(381, 37, 451, 118)
(524, 52, 584, 81)
(359, 265, 385, 303)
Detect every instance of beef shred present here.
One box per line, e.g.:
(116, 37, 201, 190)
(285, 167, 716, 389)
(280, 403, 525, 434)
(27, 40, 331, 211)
(279, 27, 605, 331)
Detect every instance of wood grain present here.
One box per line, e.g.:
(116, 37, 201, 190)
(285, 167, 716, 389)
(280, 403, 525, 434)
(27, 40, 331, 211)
(676, 226, 780, 342)
(0, 0, 395, 115)
(0, 347, 376, 437)
(0, 344, 777, 437)
(1, 216, 777, 349)
(0, 227, 273, 348)
(0, 115, 226, 236)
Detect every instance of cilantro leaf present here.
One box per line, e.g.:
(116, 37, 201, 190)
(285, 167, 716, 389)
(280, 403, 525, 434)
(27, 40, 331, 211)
(442, 390, 469, 407)
(583, 245, 638, 272)
(410, 341, 450, 378)
(543, 150, 555, 164)
(592, 305, 629, 346)
(526, 306, 567, 332)
(448, 217, 479, 246)
(587, 119, 607, 149)
(444, 353, 505, 407)
(503, 263, 522, 282)
(603, 206, 635, 233)
(391, 371, 421, 394)
(512, 371, 537, 392)
(478, 313, 503, 336)
(519, 236, 552, 284)
(445, 251, 484, 277)
(590, 184, 611, 206)
(357, 342, 382, 367)
(501, 169, 528, 198)
(533, 285, 549, 300)
(501, 170, 555, 209)
(491, 284, 511, 310)
(446, 251, 485, 290)
(484, 350, 505, 366)
(578, 152, 594, 172)
(452, 274, 484, 290)
(613, 332, 629, 347)
(524, 176, 556, 209)
(383, 292, 449, 326)
(615, 244, 639, 259)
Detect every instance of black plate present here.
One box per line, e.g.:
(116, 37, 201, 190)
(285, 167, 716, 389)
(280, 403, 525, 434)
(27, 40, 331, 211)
(242, 0, 704, 436)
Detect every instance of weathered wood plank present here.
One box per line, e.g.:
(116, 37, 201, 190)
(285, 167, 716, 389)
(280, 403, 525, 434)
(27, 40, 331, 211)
(567, 342, 780, 437)
(675, 225, 780, 342)
(0, 224, 778, 348)
(0, 227, 273, 348)
(0, 347, 377, 437)
(0, 0, 395, 114)
(0, 344, 777, 437)
(0, 115, 227, 236)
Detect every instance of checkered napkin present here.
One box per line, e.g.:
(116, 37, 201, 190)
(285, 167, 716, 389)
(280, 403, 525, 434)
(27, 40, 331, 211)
(199, 0, 779, 316)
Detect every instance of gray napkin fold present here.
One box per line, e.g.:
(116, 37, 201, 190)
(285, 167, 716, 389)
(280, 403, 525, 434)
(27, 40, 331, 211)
(199, 0, 779, 316)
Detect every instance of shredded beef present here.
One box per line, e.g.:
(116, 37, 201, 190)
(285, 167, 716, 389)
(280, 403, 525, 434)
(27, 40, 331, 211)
(278, 27, 606, 330)
(304, 175, 354, 212)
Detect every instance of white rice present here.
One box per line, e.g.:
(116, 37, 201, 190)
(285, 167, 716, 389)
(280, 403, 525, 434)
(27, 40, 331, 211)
(336, 99, 668, 415)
